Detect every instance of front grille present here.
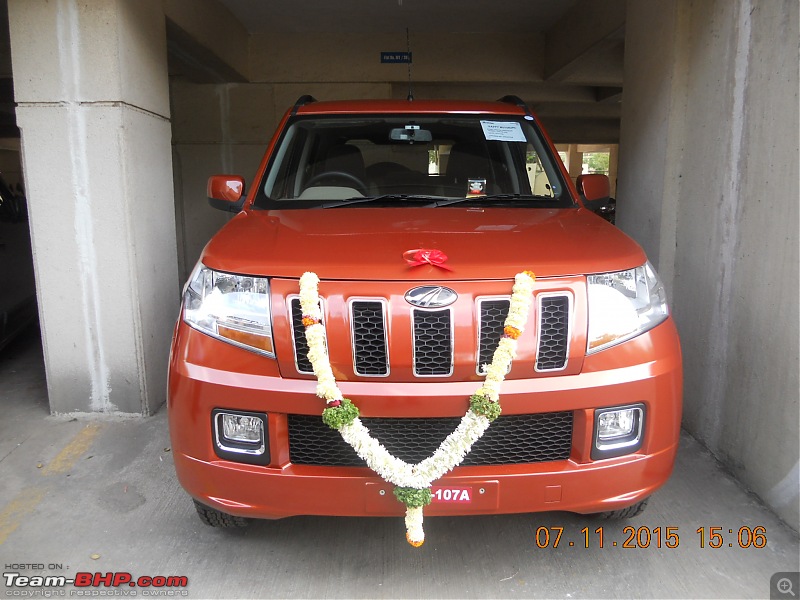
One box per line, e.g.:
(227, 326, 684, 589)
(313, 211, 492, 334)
(288, 288, 574, 376)
(412, 309, 453, 376)
(477, 299, 510, 373)
(290, 298, 313, 373)
(288, 411, 574, 467)
(536, 295, 571, 371)
(351, 301, 388, 376)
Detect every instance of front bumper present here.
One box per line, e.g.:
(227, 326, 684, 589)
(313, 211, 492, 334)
(168, 318, 682, 519)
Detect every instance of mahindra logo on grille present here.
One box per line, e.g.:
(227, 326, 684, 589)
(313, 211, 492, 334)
(404, 286, 458, 308)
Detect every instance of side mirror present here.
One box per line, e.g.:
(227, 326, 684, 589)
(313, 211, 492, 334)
(576, 173, 613, 218)
(576, 174, 610, 203)
(207, 175, 246, 212)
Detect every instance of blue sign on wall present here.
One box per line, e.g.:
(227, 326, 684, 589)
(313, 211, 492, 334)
(381, 52, 412, 64)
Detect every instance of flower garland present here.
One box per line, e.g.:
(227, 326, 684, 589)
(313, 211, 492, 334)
(299, 270, 535, 546)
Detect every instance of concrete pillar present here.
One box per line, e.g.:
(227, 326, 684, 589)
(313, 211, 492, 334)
(608, 144, 618, 197)
(566, 144, 582, 183)
(9, 0, 179, 415)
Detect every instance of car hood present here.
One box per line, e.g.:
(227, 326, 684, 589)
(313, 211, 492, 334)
(200, 207, 646, 281)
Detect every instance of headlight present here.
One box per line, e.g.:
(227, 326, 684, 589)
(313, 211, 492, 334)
(587, 261, 668, 353)
(183, 263, 274, 357)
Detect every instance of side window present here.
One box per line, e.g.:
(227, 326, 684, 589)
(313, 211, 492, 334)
(264, 125, 307, 200)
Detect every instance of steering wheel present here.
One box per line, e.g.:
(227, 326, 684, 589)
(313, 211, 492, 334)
(303, 171, 368, 195)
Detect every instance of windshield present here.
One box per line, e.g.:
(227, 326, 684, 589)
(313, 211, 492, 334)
(254, 114, 573, 209)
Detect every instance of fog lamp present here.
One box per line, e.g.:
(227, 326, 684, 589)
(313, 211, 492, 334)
(598, 409, 636, 440)
(212, 409, 269, 465)
(592, 404, 645, 460)
(223, 414, 262, 443)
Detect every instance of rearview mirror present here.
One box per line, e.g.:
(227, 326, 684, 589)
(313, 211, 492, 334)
(389, 126, 433, 143)
(207, 175, 246, 212)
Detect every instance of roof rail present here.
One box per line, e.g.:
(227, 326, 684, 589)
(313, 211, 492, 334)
(497, 95, 534, 119)
(291, 95, 317, 116)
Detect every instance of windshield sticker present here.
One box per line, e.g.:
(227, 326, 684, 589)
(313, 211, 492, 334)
(467, 179, 486, 197)
(480, 120, 527, 142)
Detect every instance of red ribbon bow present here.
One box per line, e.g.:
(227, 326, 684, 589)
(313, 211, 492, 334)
(403, 248, 453, 271)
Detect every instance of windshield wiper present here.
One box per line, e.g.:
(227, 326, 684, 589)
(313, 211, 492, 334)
(320, 193, 553, 209)
(431, 194, 548, 207)
(321, 194, 447, 208)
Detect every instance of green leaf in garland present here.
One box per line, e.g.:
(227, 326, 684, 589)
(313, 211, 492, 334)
(469, 393, 502, 422)
(393, 486, 432, 508)
(321, 398, 359, 429)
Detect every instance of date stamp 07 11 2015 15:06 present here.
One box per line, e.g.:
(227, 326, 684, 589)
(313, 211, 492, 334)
(532, 525, 768, 549)
(531, 526, 797, 599)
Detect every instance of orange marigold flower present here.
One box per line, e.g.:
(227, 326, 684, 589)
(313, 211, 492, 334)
(302, 316, 319, 327)
(523, 270, 536, 280)
(406, 532, 424, 547)
(503, 326, 521, 339)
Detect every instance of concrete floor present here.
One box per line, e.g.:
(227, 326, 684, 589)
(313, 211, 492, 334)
(1, 327, 798, 600)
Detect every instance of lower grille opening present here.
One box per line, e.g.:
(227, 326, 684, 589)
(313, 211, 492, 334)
(288, 412, 573, 467)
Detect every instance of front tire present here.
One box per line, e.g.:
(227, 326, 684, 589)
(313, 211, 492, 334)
(597, 497, 649, 520)
(193, 500, 249, 528)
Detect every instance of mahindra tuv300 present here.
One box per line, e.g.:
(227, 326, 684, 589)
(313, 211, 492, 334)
(167, 96, 682, 543)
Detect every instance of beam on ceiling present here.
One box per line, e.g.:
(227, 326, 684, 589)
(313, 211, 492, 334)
(164, 0, 249, 83)
(544, 0, 626, 82)
(166, 20, 247, 83)
(595, 87, 623, 103)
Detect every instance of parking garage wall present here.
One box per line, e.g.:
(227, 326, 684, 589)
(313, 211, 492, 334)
(617, 0, 799, 531)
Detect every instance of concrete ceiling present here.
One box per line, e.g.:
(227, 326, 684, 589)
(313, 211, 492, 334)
(168, 0, 627, 143)
(209, 0, 625, 89)
(216, 0, 579, 34)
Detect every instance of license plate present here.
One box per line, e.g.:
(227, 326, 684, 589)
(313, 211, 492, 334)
(430, 486, 473, 504)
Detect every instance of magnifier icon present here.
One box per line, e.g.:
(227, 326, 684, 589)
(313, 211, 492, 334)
(778, 578, 796, 597)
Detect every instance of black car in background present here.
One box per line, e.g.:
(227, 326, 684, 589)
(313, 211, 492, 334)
(0, 174, 37, 351)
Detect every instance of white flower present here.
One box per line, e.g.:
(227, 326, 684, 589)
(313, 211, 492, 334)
(506, 272, 535, 331)
(405, 506, 425, 545)
(299, 272, 322, 318)
(316, 381, 342, 402)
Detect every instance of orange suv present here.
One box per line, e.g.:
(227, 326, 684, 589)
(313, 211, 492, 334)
(167, 96, 682, 541)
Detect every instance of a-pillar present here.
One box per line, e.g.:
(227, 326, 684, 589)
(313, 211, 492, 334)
(8, 0, 179, 414)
